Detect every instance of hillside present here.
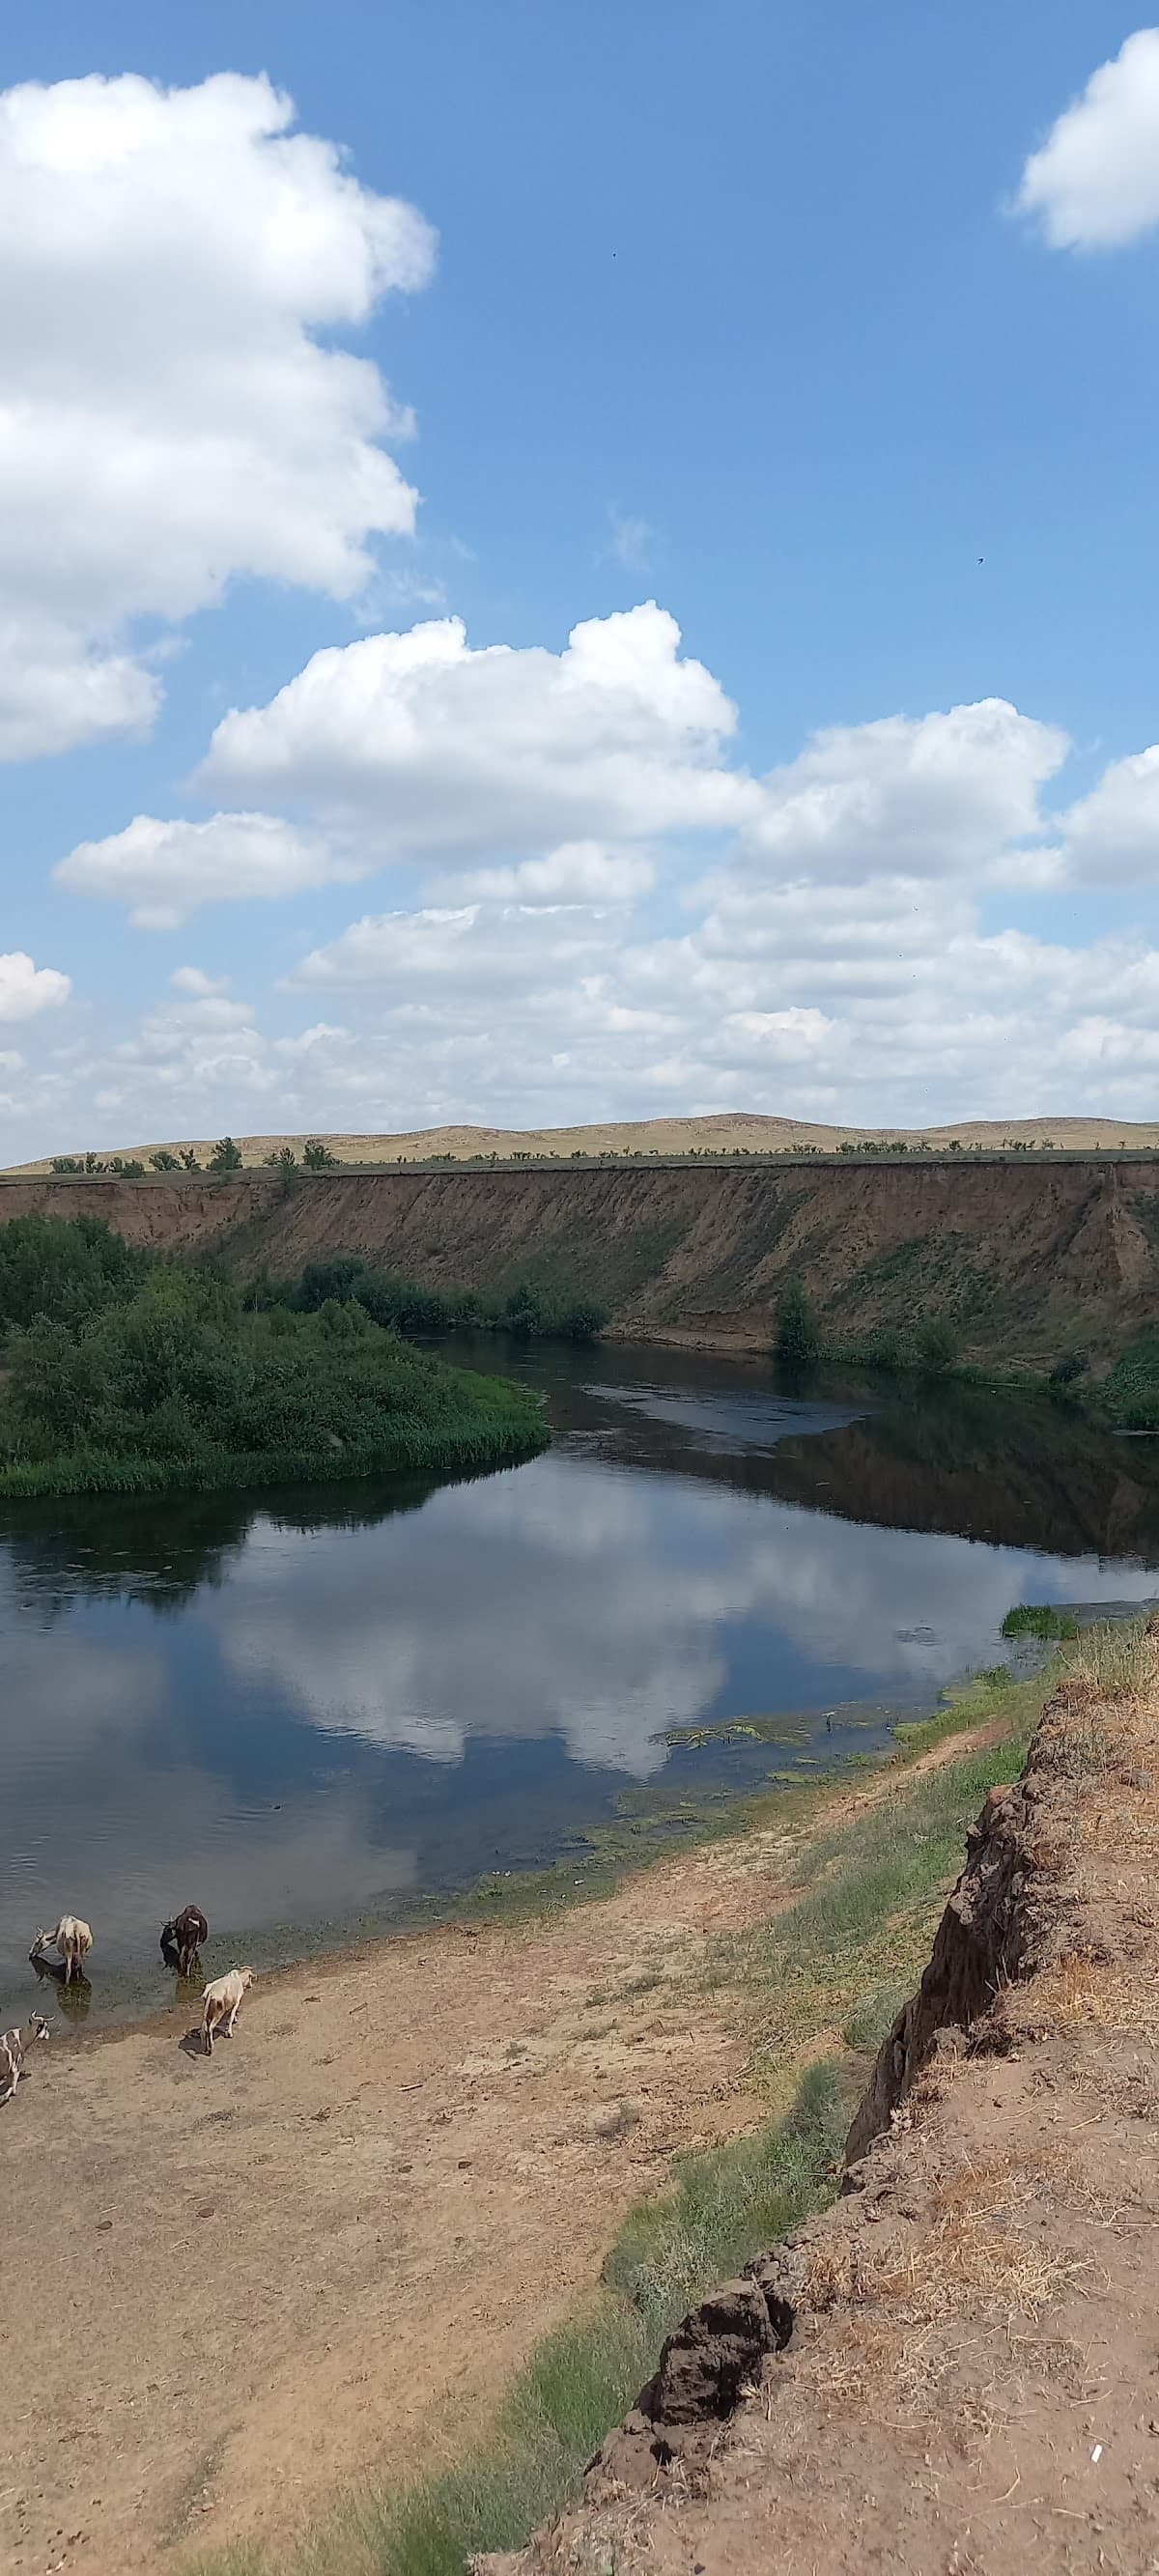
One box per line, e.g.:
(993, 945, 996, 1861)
(491, 1642, 1159, 2576)
(11, 1110, 1159, 1175)
(2, 1152, 1159, 1370)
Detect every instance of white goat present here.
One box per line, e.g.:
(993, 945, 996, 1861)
(201, 1967, 255, 2055)
(0, 2013, 50, 2106)
(30, 1917, 93, 1984)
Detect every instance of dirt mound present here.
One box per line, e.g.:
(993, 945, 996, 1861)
(489, 1649, 1159, 2574)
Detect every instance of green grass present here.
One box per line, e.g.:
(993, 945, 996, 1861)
(705, 1720, 1037, 2057)
(0, 1398, 547, 1498)
(1001, 1601, 1081, 1641)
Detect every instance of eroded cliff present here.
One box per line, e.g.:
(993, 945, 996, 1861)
(3, 1154, 1159, 1365)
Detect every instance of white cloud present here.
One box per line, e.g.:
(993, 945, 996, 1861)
(0, 951, 71, 1021)
(200, 603, 755, 853)
(437, 840, 656, 905)
(0, 71, 435, 758)
(170, 966, 231, 997)
(1017, 29, 1159, 249)
(1051, 743, 1159, 882)
(293, 901, 609, 995)
(55, 809, 365, 928)
(741, 699, 1068, 883)
(606, 507, 654, 573)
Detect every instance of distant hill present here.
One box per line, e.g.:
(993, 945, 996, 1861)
(10, 1110, 1159, 1175)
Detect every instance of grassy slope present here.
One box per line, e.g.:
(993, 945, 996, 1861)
(185, 1650, 1081, 2576)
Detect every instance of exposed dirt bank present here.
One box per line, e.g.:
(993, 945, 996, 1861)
(494, 1654, 1159, 2576)
(0, 1724, 1002, 2576)
(5, 1154, 1159, 1363)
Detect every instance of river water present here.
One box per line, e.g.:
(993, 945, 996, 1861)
(4, 1339, 1159, 2029)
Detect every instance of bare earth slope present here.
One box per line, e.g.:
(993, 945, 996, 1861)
(11, 1111, 1159, 1175)
(494, 1656, 1159, 2576)
(4, 1152, 1159, 1363)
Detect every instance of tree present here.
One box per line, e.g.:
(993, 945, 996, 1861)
(264, 1146, 297, 1172)
(178, 1148, 202, 1173)
(302, 1138, 339, 1170)
(776, 1277, 819, 1366)
(150, 1151, 180, 1174)
(209, 1136, 243, 1174)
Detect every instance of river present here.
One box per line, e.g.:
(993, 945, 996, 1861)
(3, 1339, 1158, 2029)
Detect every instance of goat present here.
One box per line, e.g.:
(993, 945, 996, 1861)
(201, 1967, 255, 2056)
(161, 1904, 209, 1979)
(30, 1916, 93, 1985)
(0, 2013, 50, 2106)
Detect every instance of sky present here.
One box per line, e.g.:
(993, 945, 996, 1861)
(3, 2, 1159, 1158)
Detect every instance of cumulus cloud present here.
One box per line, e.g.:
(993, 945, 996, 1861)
(1017, 28, 1159, 249)
(0, 952, 71, 1021)
(741, 700, 1068, 883)
(200, 603, 755, 852)
(293, 901, 610, 995)
(0, 71, 435, 758)
(55, 810, 365, 928)
(436, 841, 657, 905)
(1050, 744, 1159, 883)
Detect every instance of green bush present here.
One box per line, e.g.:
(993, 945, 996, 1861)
(0, 1211, 148, 1331)
(915, 1316, 956, 1373)
(1001, 1602, 1081, 1641)
(0, 1246, 548, 1497)
(208, 1135, 243, 1174)
(249, 1255, 608, 1345)
(775, 1276, 819, 1365)
(1102, 1337, 1159, 1430)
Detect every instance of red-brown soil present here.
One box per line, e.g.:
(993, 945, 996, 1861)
(3, 1152, 1159, 1363)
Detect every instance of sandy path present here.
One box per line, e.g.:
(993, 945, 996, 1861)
(0, 1727, 1000, 2576)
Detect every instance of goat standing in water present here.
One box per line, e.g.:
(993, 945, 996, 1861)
(30, 1917, 92, 1985)
(161, 1905, 209, 1980)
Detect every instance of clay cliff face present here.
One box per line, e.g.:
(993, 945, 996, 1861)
(2, 1157, 1158, 1365)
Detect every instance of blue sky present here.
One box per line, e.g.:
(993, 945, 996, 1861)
(3, 2, 1159, 1157)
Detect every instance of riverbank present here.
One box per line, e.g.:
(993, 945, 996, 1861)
(494, 1620, 1159, 2576)
(4, 1155, 1159, 1375)
(0, 1680, 1035, 2576)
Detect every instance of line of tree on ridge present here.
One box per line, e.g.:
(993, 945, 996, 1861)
(49, 1137, 341, 1177)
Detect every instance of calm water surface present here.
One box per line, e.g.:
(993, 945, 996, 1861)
(4, 1340, 1159, 2027)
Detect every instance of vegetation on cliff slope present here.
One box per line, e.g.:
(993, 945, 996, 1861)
(245, 1253, 607, 1343)
(0, 1215, 547, 1498)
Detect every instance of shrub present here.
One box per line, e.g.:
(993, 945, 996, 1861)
(1001, 1602, 1081, 1642)
(208, 1136, 243, 1173)
(302, 1137, 339, 1170)
(915, 1316, 956, 1372)
(776, 1276, 819, 1366)
(1102, 1337, 1159, 1430)
(149, 1151, 181, 1173)
(1049, 1349, 1088, 1386)
(0, 1212, 148, 1331)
